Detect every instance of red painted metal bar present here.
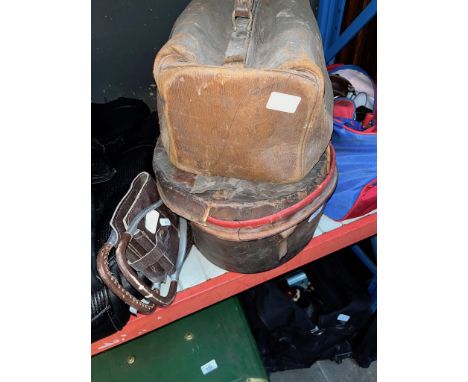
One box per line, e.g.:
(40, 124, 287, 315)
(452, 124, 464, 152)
(92, 213, 377, 356)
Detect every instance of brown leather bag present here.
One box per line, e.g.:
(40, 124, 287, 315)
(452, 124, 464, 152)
(96, 172, 189, 314)
(153, 0, 332, 184)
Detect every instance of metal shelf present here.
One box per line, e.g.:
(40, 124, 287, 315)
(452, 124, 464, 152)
(317, 0, 377, 63)
(92, 212, 376, 356)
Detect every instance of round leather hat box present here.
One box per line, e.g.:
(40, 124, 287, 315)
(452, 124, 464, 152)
(153, 143, 337, 273)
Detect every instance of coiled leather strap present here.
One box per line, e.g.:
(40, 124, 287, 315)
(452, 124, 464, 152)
(96, 243, 156, 314)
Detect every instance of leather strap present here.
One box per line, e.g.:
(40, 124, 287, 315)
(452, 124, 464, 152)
(226, 0, 256, 64)
(96, 172, 183, 314)
(109, 172, 178, 283)
(231, 0, 253, 31)
(127, 227, 175, 274)
(110, 172, 159, 242)
(234, 0, 253, 18)
(116, 233, 178, 307)
(96, 243, 156, 314)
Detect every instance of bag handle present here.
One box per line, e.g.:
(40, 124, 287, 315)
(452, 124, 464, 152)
(225, 0, 255, 64)
(234, 0, 253, 17)
(232, 0, 253, 31)
(96, 243, 157, 314)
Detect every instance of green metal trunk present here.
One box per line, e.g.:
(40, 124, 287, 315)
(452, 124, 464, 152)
(92, 297, 268, 382)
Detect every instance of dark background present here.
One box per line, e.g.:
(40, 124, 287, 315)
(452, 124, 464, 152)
(91, 0, 375, 108)
(92, 0, 191, 107)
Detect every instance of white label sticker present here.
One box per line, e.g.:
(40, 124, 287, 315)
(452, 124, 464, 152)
(159, 218, 171, 227)
(308, 206, 324, 223)
(144, 210, 160, 234)
(200, 359, 218, 375)
(337, 313, 350, 322)
(266, 92, 301, 113)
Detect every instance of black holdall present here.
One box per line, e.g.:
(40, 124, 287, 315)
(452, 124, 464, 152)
(240, 250, 373, 371)
(242, 282, 371, 371)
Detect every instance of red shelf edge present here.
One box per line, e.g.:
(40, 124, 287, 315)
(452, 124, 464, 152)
(92, 213, 376, 356)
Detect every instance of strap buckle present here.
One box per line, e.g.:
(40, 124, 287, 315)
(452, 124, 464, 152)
(232, 0, 253, 31)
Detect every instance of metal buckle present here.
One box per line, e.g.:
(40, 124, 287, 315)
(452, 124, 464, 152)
(232, 9, 253, 32)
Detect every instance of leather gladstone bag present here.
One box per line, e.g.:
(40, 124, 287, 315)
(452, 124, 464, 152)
(154, 0, 332, 183)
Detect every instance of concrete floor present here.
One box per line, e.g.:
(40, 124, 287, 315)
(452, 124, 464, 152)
(270, 359, 376, 382)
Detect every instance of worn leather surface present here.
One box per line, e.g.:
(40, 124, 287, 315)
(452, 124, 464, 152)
(191, 205, 324, 273)
(153, 141, 330, 223)
(153, 140, 337, 273)
(154, 0, 332, 183)
(191, 161, 337, 273)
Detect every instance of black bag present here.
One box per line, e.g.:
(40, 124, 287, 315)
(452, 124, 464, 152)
(91, 98, 159, 342)
(92, 189, 132, 343)
(91, 97, 152, 154)
(241, 248, 374, 372)
(352, 312, 377, 368)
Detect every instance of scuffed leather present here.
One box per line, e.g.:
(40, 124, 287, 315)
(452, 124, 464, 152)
(154, 0, 332, 183)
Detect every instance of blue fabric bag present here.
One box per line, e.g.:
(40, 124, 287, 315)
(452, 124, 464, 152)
(324, 65, 377, 221)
